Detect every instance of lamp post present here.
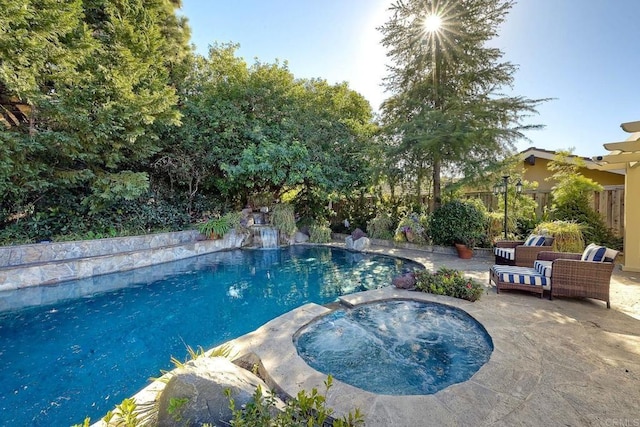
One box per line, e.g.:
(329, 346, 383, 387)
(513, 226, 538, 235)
(493, 176, 523, 239)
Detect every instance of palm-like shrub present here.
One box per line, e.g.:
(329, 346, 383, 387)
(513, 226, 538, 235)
(367, 212, 395, 240)
(197, 212, 241, 239)
(309, 219, 332, 243)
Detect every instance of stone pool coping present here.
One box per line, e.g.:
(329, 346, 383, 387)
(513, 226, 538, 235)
(0, 230, 247, 292)
(96, 246, 640, 426)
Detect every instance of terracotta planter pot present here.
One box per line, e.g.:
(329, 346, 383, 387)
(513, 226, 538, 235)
(455, 243, 473, 259)
(405, 230, 415, 243)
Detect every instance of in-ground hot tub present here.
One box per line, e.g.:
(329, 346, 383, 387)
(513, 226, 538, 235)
(294, 299, 493, 395)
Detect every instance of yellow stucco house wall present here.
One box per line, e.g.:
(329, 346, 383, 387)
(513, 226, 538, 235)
(520, 147, 625, 191)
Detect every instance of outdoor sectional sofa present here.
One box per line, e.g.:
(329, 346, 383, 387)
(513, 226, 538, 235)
(494, 235, 555, 267)
(490, 244, 619, 308)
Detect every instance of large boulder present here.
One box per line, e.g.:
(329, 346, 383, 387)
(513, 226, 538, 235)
(293, 231, 310, 243)
(345, 236, 370, 251)
(156, 356, 284, 426)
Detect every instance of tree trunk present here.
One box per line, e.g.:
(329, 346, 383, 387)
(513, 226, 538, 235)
(432, 157, 441, 212)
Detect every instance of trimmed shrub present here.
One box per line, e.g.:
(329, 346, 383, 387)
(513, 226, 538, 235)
(414, 268, 484, 302)
(309, 219, 332, 243)
(429, 200, 487, 247)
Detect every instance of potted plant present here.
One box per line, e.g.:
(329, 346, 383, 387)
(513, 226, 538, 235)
(394, 213, 427, 244)
(429, 200, 487, 258)
(453, 232, 482, 259)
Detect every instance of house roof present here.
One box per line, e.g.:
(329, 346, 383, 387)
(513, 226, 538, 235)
(519, 147, 625, 176)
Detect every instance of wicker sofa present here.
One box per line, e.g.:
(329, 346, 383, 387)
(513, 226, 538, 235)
(490, 245, 618, 308)
(494, 235, 555, 267)
(536, 249, 618, 308)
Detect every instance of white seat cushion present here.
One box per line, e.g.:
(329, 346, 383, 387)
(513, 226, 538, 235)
(604, 247, 619, 262)
(534, 260, 553, 277)
(492, 265, 551, 290)
(494, 247, 515, 260)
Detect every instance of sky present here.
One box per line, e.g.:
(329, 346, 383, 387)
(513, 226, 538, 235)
(179, 0, 640, 158)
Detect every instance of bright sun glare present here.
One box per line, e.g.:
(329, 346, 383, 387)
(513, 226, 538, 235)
(424, 14, 442, 32)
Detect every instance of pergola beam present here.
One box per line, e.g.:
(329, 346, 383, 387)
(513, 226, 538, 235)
(603, 140, 640, 151)
(621, 121, 640, 133)
(595, 162, 628, 171)
(599, 153, 640, 163)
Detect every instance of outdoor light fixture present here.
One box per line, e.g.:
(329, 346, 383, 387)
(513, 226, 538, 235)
(493, 176, 523, 239)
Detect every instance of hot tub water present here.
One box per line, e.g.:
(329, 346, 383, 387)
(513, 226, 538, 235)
(294, 300, 493, 395)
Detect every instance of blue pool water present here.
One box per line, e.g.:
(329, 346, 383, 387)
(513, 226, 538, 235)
(0, 246, 421, 427)
(295, 300, 493, 395)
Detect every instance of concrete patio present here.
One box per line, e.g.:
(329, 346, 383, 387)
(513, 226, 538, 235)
(219, 245, 640, 426)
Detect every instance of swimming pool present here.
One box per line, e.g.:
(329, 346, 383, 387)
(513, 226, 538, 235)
(0, 246, 422, 426)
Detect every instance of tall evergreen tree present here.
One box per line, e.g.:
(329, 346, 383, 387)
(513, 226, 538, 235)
(0, 0, 192, 235)
(0, 0, 94, 217)
(379, 0, 545, 211)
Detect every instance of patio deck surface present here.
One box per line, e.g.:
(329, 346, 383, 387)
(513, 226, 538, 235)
(221, 244, 640, 426)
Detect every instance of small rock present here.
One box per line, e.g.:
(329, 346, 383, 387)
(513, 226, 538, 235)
(392, 272, 417, 290)
(351, 228, 367, 241)
(293, 231, 310, 243)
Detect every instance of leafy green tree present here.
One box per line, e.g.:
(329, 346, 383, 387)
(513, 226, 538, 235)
(547, 150, 619, 248)
(38, 0, 190, 210)
(378, 0, 545, 211)
(157, 43, 377, 219)
(152, 44, 250, 214)
(288, 79, 377, 220)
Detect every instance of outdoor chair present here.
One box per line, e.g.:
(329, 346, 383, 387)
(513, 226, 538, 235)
(534, 244, 618, 308)
(493, 234, 555, 267)
(490, 263, 549, 298)
(489, 243, 618, 308)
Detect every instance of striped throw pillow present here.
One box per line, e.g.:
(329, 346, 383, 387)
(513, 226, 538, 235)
(524, 234, 546, 246)
(581, 243, 607, 262)
(604, 247, 619, 263)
